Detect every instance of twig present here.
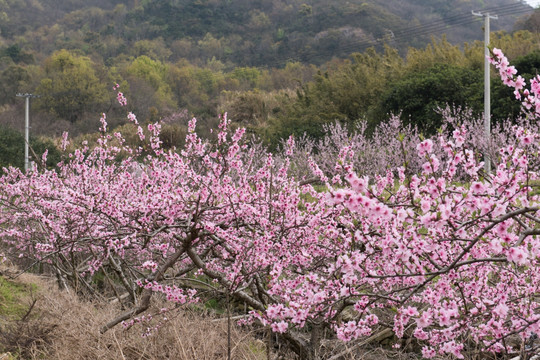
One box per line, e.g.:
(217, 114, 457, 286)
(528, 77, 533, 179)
(211, 314, 249, 323)
(20, 298, 38, 322)
(227, 290, 231, 360)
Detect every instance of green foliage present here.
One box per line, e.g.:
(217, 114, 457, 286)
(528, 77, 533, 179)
(220, 90, 268, 127)
(0, 0, 532, 69)
(129, 38, 172, 62)
(0, 0, 537, 143)
(404, 37, 473, 73)
(380, 64, 483, 133)
(0, 126, 28, 169)
(0, 45, 33, 64)
(127, 55, 168, 90)
(0, 275, 36, 319)
(218, 89, 294, 133)
(166, 62, 228, 118)
(35, 50, 108, 123)
(0, 126, 61, 171)
(229, 67, 265, 89)
(0, 65, 30, 105)
(124, 55, 176, 119)
(267, 46, 403, 145)
(159, 124, 186, 150)
(511, 48, 540, 76)
(491, 30, 540, 61)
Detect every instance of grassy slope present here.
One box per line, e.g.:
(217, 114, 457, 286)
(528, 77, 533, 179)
(0, 265, 266, 359)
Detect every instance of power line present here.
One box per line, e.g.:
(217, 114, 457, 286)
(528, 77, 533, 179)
(391, 2, 524, 38)
(394, 6, 523, 38)
(258, 2, 533, 68)
(177, 1, 534, 80)
(339, 7, 525, 59)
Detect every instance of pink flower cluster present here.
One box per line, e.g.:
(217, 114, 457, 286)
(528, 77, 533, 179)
(115, 83, 127, 106)
(490, 47, 540, 114)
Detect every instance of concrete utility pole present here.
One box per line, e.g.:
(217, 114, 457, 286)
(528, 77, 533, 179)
(472, 10, 498, 175)
(15, 93, 39, 172)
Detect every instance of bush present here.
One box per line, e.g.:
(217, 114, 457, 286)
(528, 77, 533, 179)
(0, 126, 61, 171)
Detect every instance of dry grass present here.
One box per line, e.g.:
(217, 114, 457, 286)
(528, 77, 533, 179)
(0, 268, 432, 360)
(0, 267, 267, 360)
(0, 265, 464, 360)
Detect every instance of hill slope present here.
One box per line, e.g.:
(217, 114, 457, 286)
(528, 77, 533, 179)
(0, 0, 534, 67)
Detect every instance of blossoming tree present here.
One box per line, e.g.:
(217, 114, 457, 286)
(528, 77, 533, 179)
(0, 48, 538, 359)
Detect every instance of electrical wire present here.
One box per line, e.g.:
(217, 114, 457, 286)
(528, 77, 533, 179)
(170, 0, 534, 81)
(257, 1, 534, 68)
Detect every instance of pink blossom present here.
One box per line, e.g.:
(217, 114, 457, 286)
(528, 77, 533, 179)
(127, 112, 138, 125)
(470, 181, 485, 194)
(492, 47, 503, 58)
(271, 321, 288, 333)
(507, 247, 529, 266)
(441, 341, 464, 359)
(422, 346, 437, 359)
(493, 303, 509, 319)
(416, 311, 432, 328)
(403, 306, 419, 317)
(521, 134, 533, 145)
(414, 328, 429, 340)
(141, 261, 158, 271)
(416, 139, 434, 156)
(116, 91, 127, 106)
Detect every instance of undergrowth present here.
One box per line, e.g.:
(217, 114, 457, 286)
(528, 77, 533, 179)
(0, 265, 268, 360)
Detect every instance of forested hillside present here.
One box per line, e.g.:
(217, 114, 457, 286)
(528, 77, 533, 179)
(0, 0, 538, 166)
(0, 0, 533, 66)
